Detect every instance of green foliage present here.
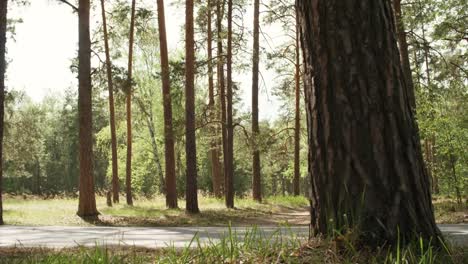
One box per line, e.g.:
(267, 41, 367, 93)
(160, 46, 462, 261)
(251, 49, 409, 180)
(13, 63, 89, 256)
(403, 0, 467, 199)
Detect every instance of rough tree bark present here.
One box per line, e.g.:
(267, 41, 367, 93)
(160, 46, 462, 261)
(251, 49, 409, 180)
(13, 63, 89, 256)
(77, 0, 98, 217)
(225, 0, 234, 209)
(217, 0, 227, 198)
(156, 0, 178, 209)
(125, 0, 136, 206)
(100, 0, 119, 203)
(185, 0, 199, 214)
(251, 0, 262, 202)
(0, 0, 7, 226)
(207, 0, 223, 198)
(293, 9, 301, 196)
(297, 0, 441, 245)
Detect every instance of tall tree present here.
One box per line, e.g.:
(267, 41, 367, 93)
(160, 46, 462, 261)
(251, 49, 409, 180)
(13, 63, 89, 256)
(0, 0, 7, 225)
(156, 0, 178, 209)
(207, 0, 223, 198)
(292, 10, 300, 196)
(185, 0, 199, 214)
(225, 0, 234, 209)
(77, 0, 98, 217)
(297, 0, 441, 245)
(251, 0, 261, 202)
(216, 0, 227, 198)
(125, 0, 137, 206)
(100, 0, 119, 203)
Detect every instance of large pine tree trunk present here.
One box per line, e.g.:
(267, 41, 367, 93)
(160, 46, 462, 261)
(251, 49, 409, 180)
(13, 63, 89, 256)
(293, 11, 301, 196)
(251, 0, 261, 202)
(100, 0, 120, 204)
(157, 0, 178, 209)
(297, 0, 441, 245)
(0, 0, 7, 226)
(225, 0, 234, 209)
(207, 0, 223, 198)
(125, 0, 136, 206)
(185, 0, 199, 214)
(77, 0, 98, 217)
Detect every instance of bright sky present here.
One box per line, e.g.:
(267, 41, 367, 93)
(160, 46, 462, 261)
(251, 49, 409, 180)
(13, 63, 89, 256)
(6, 0, 284, 120)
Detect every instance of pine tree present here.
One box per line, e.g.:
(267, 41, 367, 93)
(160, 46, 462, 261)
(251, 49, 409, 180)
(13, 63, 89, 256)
(77, 0, 98, 217)
(297, 0, 441, 246)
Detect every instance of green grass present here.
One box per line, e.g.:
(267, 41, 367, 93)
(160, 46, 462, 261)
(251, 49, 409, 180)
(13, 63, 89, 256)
(0, 225, 304, 263)
(3, 195, 309, 227)
(0, 228, 466, 264)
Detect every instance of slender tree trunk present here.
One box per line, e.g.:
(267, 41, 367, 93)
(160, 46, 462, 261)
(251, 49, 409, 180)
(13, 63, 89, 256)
(100, 0, 120, 203)
(207, 0, 222, 198)
(125, 0, 136, 206)
(137, 99, 165, 194)
(251, 0, 261, 202)
(293, 10, 301, 196)
(35, 158, 41, 195)
(217, 0, 226, 197)
(281, 172, 285, 196)
(185, 0, 199, 214)
(0, 0, 7, 225)
(225, 0, 234, 209)
(156, 0, 178, 209)
(77, 0, 98, 217)
(431, 135, 439, 194)
(424, 138, 437, 195)
(297, 0, 441, 246)
(271, 170, 277, 196)
(146, 117, 165, 193)
(393, 0, 416, 111)
(449, 155, 462, 204)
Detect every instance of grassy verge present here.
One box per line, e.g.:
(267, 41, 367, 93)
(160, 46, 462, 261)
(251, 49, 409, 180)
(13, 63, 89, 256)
(0, 230, 466, 264)
(3, 195, 309, 227)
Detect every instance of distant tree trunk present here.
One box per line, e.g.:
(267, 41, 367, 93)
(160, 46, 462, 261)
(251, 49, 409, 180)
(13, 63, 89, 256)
(136, 99, 165, 194)
(77, 0, 98, 217)
(430, 136, 439, 194)
(207, 0, 223, 198)
(424, 137, 438, 195)
(450, 155, 462, 204)
(156, 0, 178, 209)
(251, 0, 261, 202)
(34, 157, 41, 195)
(100, 0, 120, 203)
(225, 0, 234, 209)
(185, 0, 199, 214)
(297, 0, 441, 246)
(281, 172, 286, 196)
(0, 0, 7, 225)
(125, 0, 136, 206)
(146, 118, 165, 194)
(293, 11, 301, 196)
(217, 0, 227, 198)
(393, 0, 416, 111)
(271, 171, 277, 195)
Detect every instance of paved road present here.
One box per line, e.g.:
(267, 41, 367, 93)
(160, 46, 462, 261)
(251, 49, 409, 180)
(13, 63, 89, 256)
(0, 225, 466, 248)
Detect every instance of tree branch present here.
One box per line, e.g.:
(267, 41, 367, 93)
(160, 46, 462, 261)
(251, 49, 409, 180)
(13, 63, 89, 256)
(56, 0, 78, 12)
